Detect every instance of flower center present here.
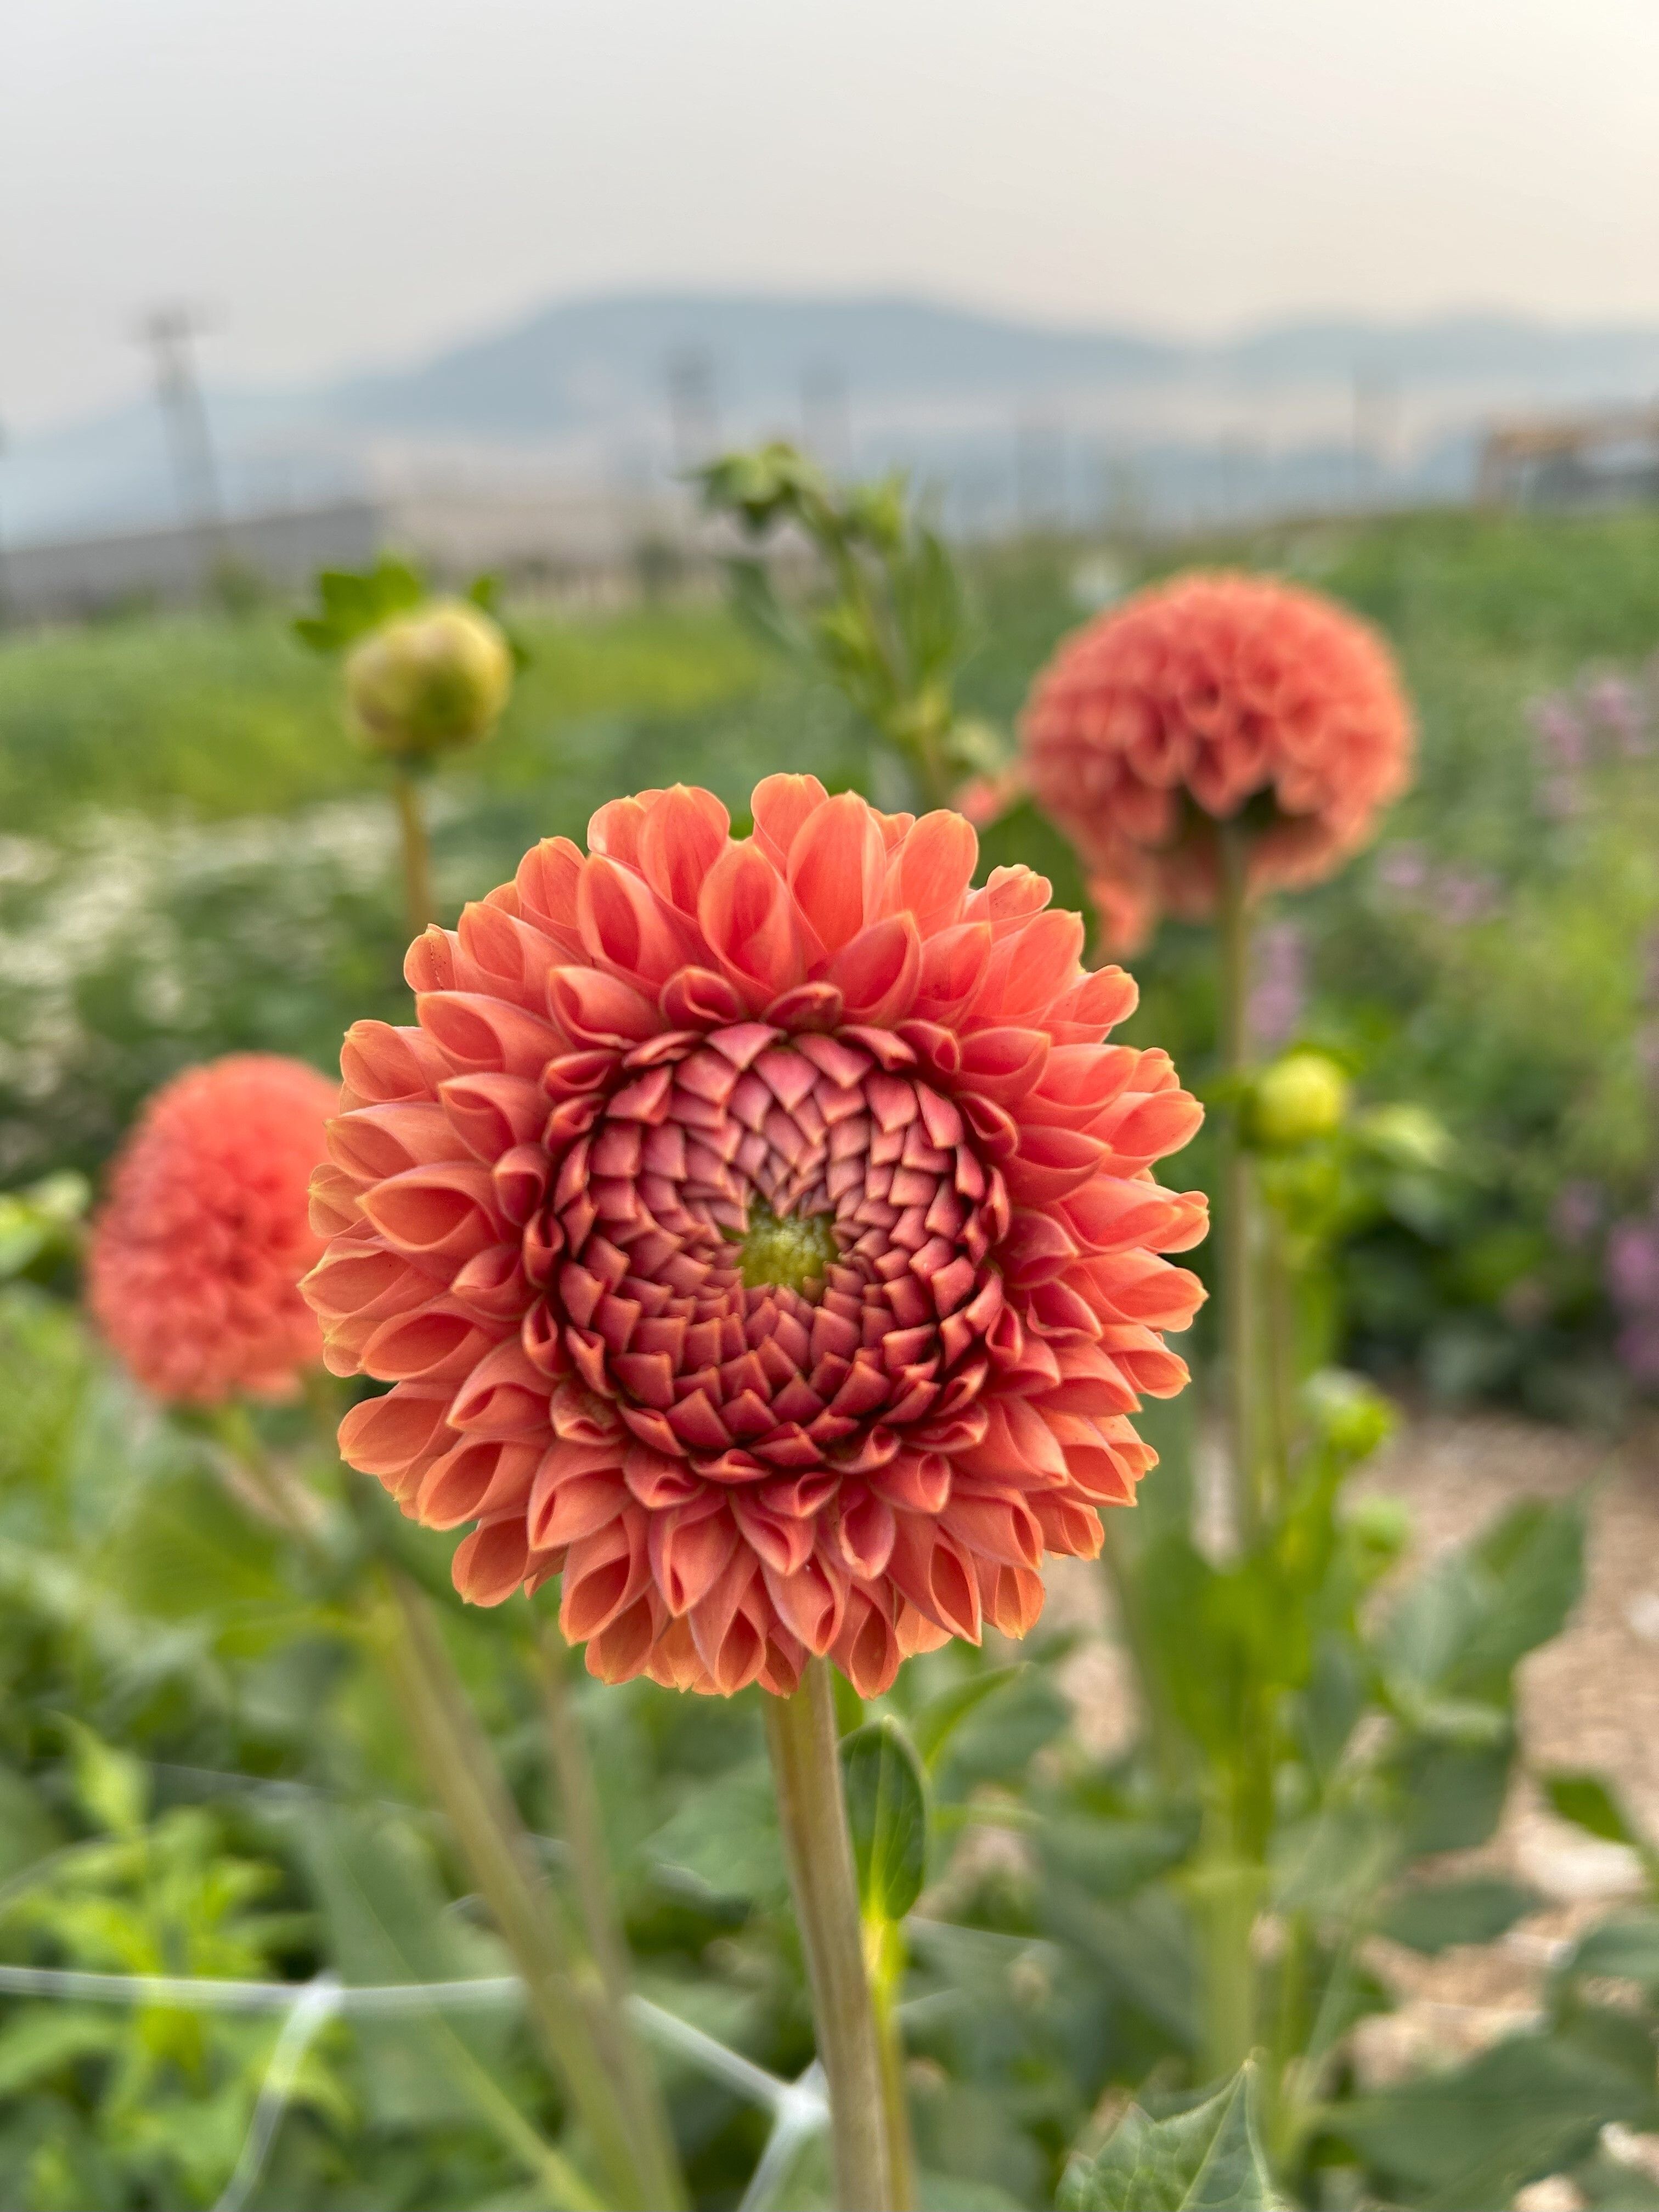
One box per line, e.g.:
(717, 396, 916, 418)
(737, 1200, 838, 1296)
(537, 1025, 1009, 1477)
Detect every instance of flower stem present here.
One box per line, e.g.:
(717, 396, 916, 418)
(534, 1623, 685, 2203)
(392, 764, 435, 933)
(377, 1568, 686, 2211)
(763, 1659, 895, 2212)
(1215, 820, 1260, 1547)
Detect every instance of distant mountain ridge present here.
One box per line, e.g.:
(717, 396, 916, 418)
(11, 289, 1659, 544)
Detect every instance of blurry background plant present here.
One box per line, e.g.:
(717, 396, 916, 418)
(696, 442, 1010, 811)
(7, 484, 1659, 2205)
(294, 555, 522, 927)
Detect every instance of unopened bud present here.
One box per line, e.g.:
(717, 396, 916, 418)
(1251, 1051, 1349, 1149)
(345, 599, 513, 760)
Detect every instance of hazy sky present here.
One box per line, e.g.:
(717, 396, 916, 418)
(5, 0, 1657, 432)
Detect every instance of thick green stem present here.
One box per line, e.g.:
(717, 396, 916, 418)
(379, 1571, 685, 2211)
(1190, 1837, 1263, 2082)
(392, 765, 435, 933)
(763, 1660, 895, 2212)
(1215, 822, 1261, 1547)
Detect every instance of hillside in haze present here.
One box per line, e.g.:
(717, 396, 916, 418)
(10, 290, 1659, 543)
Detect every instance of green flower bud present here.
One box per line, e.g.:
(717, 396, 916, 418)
(1251, 1051, 1350, 1149)
(344, 599, 514, 760)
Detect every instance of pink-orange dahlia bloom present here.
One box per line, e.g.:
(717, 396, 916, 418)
(304, 778, 1206, 1697)
(1023, 572, 1413, 952)
(88, 1054, 337, 1405)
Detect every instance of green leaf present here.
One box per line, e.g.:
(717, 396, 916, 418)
(1379, 1876, 1539, 1954)
(1058, 2064, 1278, 2210)
(60, 1719, 148, 1837)
(910, 1664, 1028, 1769)
(841, 1717, 928, 1923)
(1562, 1913, 1659, 1989)
(1334, 2030, 1658, 2209)
(646, 1757, 787, 1906)
(1039, 1883, 1199, 2050)
(1393, 1734, 1514, 1857)
(1546, 1771, 1641, 1847)
(0, 2006, 122, 2094)
(1041, 1815, 1195, 1903)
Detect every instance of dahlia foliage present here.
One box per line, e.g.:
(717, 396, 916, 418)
(1023, 572, 1413, 951)
(89, 1054, 337, 1405)
(306, 779, 1206, 1696)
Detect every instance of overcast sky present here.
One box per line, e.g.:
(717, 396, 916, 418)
(5, 0, 1657, 433)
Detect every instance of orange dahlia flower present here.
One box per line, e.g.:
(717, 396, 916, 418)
(305, 779, 1206, 1696)
(1022, 572, 1412, 951)
(89, 1054, 336, 1405)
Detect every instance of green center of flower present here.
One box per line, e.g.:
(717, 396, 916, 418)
(737, 1201, 838, 1296)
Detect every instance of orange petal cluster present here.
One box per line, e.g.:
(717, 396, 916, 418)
(1023, 572, 1413, 951)
(88, 1054, 336, 1405)
(305, 778, 1206, 1697)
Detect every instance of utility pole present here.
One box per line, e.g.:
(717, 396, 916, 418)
(137, 305, 224, 587)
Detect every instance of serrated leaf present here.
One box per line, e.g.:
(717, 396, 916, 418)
(1058, 2064, 1278, 2210)
(1379, 1876, 1539, 1954)
(841, 1718, 928, 1923)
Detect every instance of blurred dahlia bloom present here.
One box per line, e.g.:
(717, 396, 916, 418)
(1022, 572, 1413, 951)
(89, 1054, 336, 1404)
(304, 777, 1206, 1697)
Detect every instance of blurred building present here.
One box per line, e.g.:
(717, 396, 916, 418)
(1477, 405, 1659, 508)
(0, 484, 697, 625)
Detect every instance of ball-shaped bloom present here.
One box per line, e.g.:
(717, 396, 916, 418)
(345, 600, 514, 760)
(304, 778, 1207, 1697)
(1022, 572, 1413, 951)
(88, 1055, 336, 1404)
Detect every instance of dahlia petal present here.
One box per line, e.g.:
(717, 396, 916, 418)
(788, 790, 886, 955)
(514, 837, 587, 956)
(637, 785, 731, 915)
(439, 1072, 551, 1162)
(419, 992, 562, 1080)
(888, 808, 978, 936)
(832, 1585, 902, 1697)
(337, 1386, 454, 1478)
(650, 1497, 740, 1613)
(547, 965, 664, 1048)
(453, 1514, 533, 1606)
(327, 1103, 470, 1182)
(528, 1458, 629, 1549)
(763, 1553, 846, 1652)
(340, 1021, 444, 1104)
(751, 772, 830, 867)
(697, 841, 805, 1009)
(561, 1509, 650, 1640)
(578, 854, 705, 988)
(447, 1335, 556, 1437)
(358, 1163, 501, 1263)
(419, 1437, 540, 1528)
(825, 916, 922, 1025)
